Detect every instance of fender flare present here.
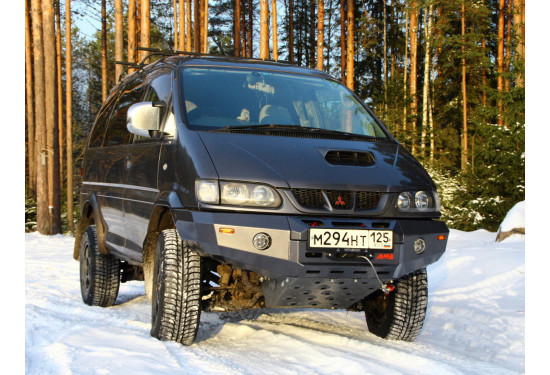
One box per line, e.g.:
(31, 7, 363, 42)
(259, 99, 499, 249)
(73, 193, 109, 260)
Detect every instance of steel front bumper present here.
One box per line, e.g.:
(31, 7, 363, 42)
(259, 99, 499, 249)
(173, 210, 448, 308)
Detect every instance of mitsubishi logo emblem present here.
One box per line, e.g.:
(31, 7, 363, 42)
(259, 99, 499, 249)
(335, 196, 346, 206)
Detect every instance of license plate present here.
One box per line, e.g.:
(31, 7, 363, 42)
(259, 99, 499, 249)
(308, 228, 393, 250)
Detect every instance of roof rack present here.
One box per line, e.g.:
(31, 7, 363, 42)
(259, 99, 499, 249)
(115, 46, 295, 82)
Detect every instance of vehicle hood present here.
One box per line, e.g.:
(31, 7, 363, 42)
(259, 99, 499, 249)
(197, 132, 435, 192)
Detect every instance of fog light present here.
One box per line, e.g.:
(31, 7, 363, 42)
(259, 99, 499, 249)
(253, 233, 271, 250)
(414, 238, 426, 254)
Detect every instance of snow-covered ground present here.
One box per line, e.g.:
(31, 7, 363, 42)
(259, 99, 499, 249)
(24, 228, 525, 374)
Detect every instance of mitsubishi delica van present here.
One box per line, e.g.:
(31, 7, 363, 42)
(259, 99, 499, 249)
(75, 53, 448, 346)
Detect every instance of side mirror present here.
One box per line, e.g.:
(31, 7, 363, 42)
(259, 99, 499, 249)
(127, 102, 160, 138)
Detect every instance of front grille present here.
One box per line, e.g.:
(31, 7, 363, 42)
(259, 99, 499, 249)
(291, 189, 325, 209)
(291, 189, 383, 212)
(356, 191, 383, 210)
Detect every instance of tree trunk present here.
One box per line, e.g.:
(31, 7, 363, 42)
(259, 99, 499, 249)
(66, 0, 74, 233)
(194, 0, 201, 53)
(288, 0, 294, 62)
(409, 0, 418, 155)
(43, 0, 62, 234)
(248, 0, 253, 57)
(340, 0, 346, 83)
(55, 0, 63, 191)
(242, 0, 247, 57)
(497, 0, 505, 126)
(202, 0, 208, 53)
(186, 0, 192, 51)
(32, 0, 50, 234)
(101, 0, 108, 101)
(128, 0, 136, 70)
(179, 0, 186, 51)
(461, 1, 468, 173)
(505, 2, 511, 93)
(316, 0, 324, 70)
(383, 0, 387, 102)
(260, 0, 269, 59)
(173, 0, 178, 50)
(26, 0, 36, 197)
(272, 0, 278, 61)
(141, 0, 151, 61)
(513, 0, 524, 87)
(235, 0, 241, 56)
(115, 0, 124, 79)
(421, 3, 434, 156)
(402, 9, 408, 133)
(345, 0, 354, 90)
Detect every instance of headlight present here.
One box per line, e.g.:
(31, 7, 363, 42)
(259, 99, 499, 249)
(397, 192, 412, 210)
(396, 190, 439, 212)
(196, 180, 281, 208)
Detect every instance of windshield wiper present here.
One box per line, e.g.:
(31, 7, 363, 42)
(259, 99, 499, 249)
(209, 124, 367, 138)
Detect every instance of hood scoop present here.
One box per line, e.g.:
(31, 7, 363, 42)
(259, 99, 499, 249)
(325, 150, 376, 167)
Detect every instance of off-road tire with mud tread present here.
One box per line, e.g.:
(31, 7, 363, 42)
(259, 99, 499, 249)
(79, 225, 121, 307)
(364, 268, 428, 341)
(150, 229, 202, 346)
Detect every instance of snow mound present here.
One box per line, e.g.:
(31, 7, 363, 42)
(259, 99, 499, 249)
(496, 201, 525, 242)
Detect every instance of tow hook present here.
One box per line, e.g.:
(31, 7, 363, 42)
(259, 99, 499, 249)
(358, 255, 395, 295)
(381, 283, 395, 295)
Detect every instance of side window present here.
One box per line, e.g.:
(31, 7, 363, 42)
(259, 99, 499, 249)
(104, 77, 145, 146)
(88, 95, 118, 148)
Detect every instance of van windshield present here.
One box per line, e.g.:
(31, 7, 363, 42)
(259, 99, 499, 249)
(179, 67, 388, 138)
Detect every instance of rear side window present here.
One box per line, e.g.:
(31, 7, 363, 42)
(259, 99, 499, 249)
(103, 77, 146, 146)
(89, 95, 118, 148)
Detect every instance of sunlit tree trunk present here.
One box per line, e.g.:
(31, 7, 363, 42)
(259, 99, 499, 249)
(409, 0, 418, 155)
(55, 0, 63, 190)
(513, 0, 524, 87)
(272, 0, 278, 61)
(66, 0, 74, 233)
(115, 0, 124, 79)
(194, 0, 201, 53)
(316, 0, 324, 70)
(141, 0, 151, 61)
(345, 0, 354, 90)
(402, 9, 408, 133)
(260, 0, 269, 59)
(26, 0, 36, 196)
(421, 3, 434, 156)
(43, 0, 62, 234)
(461, 1, 468, 173)
(202, 0, 208, 53)
(235, 0, 241, 56)
(173, 0, 178, 50)
(497, 0, 505, 126)
(179, 0, 186, 51)
(101, 0, 107, 101)
(128, 0, 136, 70)
(186, 0, 192, 51)
(32, 0, 50, 234)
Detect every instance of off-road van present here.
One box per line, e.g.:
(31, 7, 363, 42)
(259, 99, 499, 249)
(75, 52, 448, 345)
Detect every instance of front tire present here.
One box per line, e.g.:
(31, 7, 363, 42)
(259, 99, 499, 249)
(364, 268, 428, 341)
(150, 229, 202, 346)
(79, 225, 121, 307)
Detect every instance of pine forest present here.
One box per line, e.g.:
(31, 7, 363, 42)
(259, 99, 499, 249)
(25, 0, 525, 234)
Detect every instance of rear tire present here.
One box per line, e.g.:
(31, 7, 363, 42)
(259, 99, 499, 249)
(150, 229, 202, 346)
(364, 268, 428, 341)
(79, 225, 121, 307)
